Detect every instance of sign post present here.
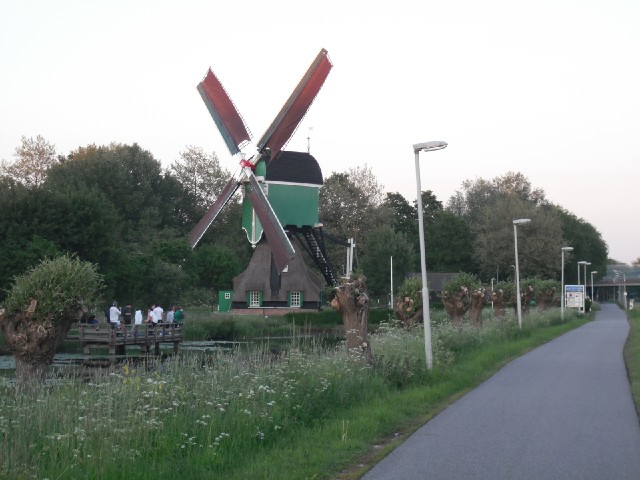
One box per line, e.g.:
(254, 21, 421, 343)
(565, 284, 585, 313)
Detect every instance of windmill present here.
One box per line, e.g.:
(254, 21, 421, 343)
(189, 48, 340, 310)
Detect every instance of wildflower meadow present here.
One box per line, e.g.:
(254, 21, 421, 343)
(0, 308, 586, 479)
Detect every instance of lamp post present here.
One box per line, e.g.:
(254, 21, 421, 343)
(513, 218, 531, 329)
(577, 261, 588, 313)
(561, 247, 573, 319)
(414, 141, 448, 370)
(613, 270, 627, 310)
(590, 270, 597, 302)
(583, 262, 591, 311)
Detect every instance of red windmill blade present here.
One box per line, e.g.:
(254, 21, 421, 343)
(187, 176, 240, 249)
(197, 69, 251, 155)
(257, 48, 332, 160)
(246, 172, 295, 272)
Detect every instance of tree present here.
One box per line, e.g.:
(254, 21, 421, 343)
(46, 143, 165, 244)
(550, 204, 608, 284)
(330, 275, 373, 363)
(170, 146, 232, 211)
(0, 184, 120, 299)
(383, 190, 475, 273)
(440, 273, 481, 325)
(425, 210, 475, 272)
(472, 195, 565, 280)
(394, 276, 423, 326)
(447, 171, 546, 231)
(319, 165, 386, 269)
(382, 192, 416, 239)
(188, 244, 243, 291)
(1, 135, 58, 188)
(360, 225, 416, 301)
(0, 255, 103, 383)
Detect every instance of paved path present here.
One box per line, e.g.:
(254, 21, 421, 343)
(363, 304, 640, 479)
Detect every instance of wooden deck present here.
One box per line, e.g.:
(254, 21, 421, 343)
(68, 323, 184, 356)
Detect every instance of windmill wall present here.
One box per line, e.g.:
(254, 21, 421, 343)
(231, 237, 325, 311)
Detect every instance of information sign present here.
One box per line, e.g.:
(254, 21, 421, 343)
(565, 284, 584, 309)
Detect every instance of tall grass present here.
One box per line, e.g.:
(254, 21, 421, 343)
(624, 306, 640, 415)
(0, 308, 584, 479)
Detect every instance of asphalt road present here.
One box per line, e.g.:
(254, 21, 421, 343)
(362, 304, 640, 479)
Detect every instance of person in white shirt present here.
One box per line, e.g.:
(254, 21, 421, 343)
(147, 307, 158, 325)
(166, 306, 175, 323)
(132, 309, 143, 336)
(153, 304, 164, 323)
(109, 302, 121, 327)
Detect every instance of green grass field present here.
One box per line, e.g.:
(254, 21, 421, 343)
(0, 308, 590, 479)
(624, 306, 640, 415)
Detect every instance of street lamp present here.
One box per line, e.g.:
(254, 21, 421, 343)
(561, 247, 573, 319)
(414, 140, 448, 370)
(590, 270, 598, 302)
(613, 270, 627, 310)
(513, 218, 531, 329)
(583, 262, 591, 311)
(577, 261, 588, 313)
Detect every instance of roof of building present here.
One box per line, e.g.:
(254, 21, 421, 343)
(266, 151, 323, 186)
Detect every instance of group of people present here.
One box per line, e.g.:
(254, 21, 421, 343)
(107, 301, 184, 330)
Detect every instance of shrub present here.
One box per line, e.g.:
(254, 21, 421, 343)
(3, 254, 103, 320)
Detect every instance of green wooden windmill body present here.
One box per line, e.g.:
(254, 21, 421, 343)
(241, 152, 322, 245)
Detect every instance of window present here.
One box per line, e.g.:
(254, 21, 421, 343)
(224, 292, 231, 300)
(290, 291, 301, 308)
(249, 291, 261, 307)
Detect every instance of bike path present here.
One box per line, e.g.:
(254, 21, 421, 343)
(362, 304, 640, 479)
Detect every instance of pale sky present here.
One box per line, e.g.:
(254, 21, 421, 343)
(1, 0, 638, 263)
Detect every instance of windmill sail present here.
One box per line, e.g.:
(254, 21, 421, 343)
(188, 177, 240, 248)
(198, 69, 251, 155)
(257, 49, 332, 160)
(247, 172, 295, 272)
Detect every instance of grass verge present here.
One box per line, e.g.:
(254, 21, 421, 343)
(624, 307, 640, 415)
(222, 314, 590, 479)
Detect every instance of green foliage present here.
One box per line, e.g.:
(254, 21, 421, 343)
(360, 224, 416, 299)
(494, 280, 516, 304)
(319, 166, 386, 267)
(426, 210, 475, 272)
(187, 243, 242, 291)
(442, 273, 481, 297)
(3, 255, 103, 321)
(552, 205, 609, 284)
(396, 276, 423, 313)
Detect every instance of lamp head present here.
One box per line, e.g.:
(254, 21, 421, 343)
(562, 246, 573, 252)
(591, 271, 598, 275)
(413, 141, 448, 153)
(513, 218, 531, 225)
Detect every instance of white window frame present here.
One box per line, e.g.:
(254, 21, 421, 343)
(290, 291, 301, 308)
(224, 292, 231, 300)
(249, 291, 261, 307)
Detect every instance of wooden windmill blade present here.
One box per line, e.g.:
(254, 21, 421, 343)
(246, 172, 295, 272)
(256, 48, 332, 160)
(197, 68, 252, 155)
(188, 176, 241, 248)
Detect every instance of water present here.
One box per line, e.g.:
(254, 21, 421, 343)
(0, 333, 344, 381)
